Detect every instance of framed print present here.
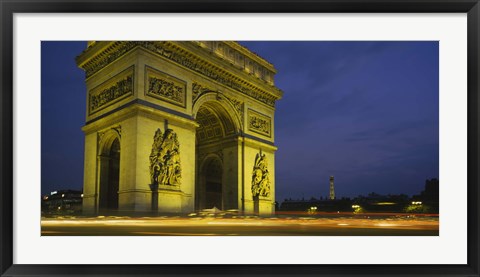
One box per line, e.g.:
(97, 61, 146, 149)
(1, 0, 479, 276)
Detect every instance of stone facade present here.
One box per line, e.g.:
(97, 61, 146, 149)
(77, 41, 282, 215)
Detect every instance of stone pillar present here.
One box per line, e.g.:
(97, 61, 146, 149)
(243, 140, 276, 215)
(253, 196, 274, 216)
(81, 132, 98, 215)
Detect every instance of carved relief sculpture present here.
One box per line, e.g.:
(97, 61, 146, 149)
(251, 151, 271, 198)
(146, 66, 186, 107)
(248, 109, 271, 137)
(149, 128, 182, 187)
(89, 68, 134, 114)
(148, 77, 184, 103)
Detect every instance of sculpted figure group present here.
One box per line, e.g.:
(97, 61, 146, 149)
(251, 151, 271, 198)
(149, 128, 182, 187)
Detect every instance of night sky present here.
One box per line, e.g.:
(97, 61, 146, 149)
(41, 41, 439, 202)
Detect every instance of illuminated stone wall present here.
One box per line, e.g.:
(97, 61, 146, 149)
(77, 41, 282, 215)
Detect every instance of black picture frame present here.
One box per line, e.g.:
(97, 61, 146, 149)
(1, 1, 479, 276)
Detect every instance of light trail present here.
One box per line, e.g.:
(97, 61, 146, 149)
(41, 215, 439, 236)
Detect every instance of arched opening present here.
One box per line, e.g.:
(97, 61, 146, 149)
(196, 157, 223, 210)
(194, 99, 239, 211)
(205, 158, 223, 209)
(98, 137, 120, 212)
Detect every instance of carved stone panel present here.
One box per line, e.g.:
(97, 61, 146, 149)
(88, 66, 134, 115)
(149, 128, 182, 187)
(247, 109, 271, 138)
(251, 151, 271, 198)
(145, 66, 186, 108)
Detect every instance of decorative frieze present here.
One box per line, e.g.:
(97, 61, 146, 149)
(80, 42, 278, 107)
(83, 42, 137, 78)
(145, 66, 186, 108)
(251, 150, 271, 198)
(88, 67, 134, 115)
(248, 109, 271, 137)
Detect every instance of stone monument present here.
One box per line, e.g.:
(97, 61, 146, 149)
(76, 41, 282, 215)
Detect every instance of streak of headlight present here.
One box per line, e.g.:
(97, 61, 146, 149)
(207, 221, 264, 225)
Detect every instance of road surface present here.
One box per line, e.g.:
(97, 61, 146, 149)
(41, 215, 439, 236)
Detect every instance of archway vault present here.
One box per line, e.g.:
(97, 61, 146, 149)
(195, 104, 236, 143)
(193, 92, 242, 137)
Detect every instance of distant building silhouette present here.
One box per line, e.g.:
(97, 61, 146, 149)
(279, 197, 352, 212)
(421, 178, 439, 201)
(278, 178, 439, 214)
(329, 176, 335, 200)
(42, 189, 83, 215)
(353, 193, 410, 212)
(412, 178, 439, 213)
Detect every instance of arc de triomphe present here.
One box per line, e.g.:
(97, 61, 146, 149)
(76, 41, 282, 215)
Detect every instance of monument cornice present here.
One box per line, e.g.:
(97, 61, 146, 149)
(76, 41, 283, 107)
(173, 41, 281, 106)
(222, 41, 276, 74)
(84, 41, 276, 74)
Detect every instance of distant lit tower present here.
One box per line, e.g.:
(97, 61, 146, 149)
(329, 176, 335, 200)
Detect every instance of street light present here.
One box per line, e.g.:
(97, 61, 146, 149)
(307, 206, 317, 214)
(352, 204, 363, 214)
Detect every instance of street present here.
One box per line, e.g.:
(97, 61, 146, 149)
(41, 214, 439, 236)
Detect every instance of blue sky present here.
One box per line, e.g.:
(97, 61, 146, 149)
(41, 41, 439, 202)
